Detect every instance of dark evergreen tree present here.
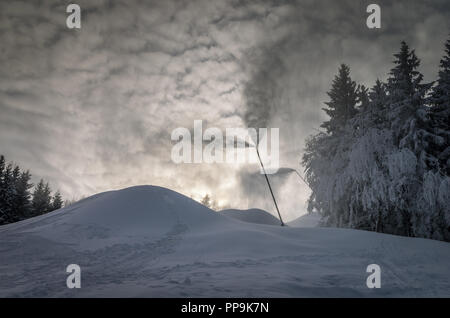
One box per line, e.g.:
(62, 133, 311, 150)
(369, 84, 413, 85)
(0, 163, 15, 223)
(0, 155, 63, 224)
(13, 170, 33, 219)
(352, 84, 374, 133)
(12, 165, 20, 183)
(51, 191, 63, 211)
(368, 79, 388, 127)
(0, 155, 4, 174)
(0, 155, 5, 223)
(386, 41, 436, 171)
(428, 37, 450, 176)
(31, 179, 52, 216)
(43, 183, 52, 213)
(321, 64, 358, 135)
(357, 85, 370, 112)
(9, 165, 21, 222)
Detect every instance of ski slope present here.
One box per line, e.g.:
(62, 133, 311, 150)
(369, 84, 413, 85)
(0, 185, 449, 297)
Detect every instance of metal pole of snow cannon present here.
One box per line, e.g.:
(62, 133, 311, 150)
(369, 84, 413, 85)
(293, 169, 310, 189)
(255, 146, 285, 227)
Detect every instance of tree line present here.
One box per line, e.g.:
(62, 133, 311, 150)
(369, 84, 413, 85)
(0, 155, 63, 225)
(302, 39, 450, 241)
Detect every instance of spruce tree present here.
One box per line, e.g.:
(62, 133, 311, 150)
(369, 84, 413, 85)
(357, 85, 370, 112)
(424, 37, 450, 240)
(385, 41, 444, 238)
(321, 64, 358, 135)
(13, 170, 33, 219)
(368, 79, 388, 127)
(0, 164, 15, 223)
(344, 79, 392, 232)
(0, 155, 4, 175)
(51, 191, 63, 211)
(0, 155, 63, 223)
(352, 83, 381, 133)
(429, 37, 450, 176)
(43, 183, 51, 212)
(10, 165, 21, 222)
(31, 179, 52, 216)
(304, 65, 360, 227)
(0, 155, 5, 223)
(386, 42, 434, 168)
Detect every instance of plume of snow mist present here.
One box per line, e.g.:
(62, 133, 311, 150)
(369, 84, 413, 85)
(243, 48, 287, 145)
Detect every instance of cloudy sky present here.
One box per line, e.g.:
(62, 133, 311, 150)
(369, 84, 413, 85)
(1, 0, 449, 221)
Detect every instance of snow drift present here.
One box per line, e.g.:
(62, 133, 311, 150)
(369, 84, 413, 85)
(0, 185, 449, 297)
(220, 208, 281, 225)
(288, 213, 321, 228)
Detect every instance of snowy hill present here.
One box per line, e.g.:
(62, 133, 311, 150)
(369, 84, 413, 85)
(0, 185, 449, 297)
(288, 213, 321, 228)
(220, 208, 281, 225)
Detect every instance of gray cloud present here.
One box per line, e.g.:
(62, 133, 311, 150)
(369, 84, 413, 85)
(0, 0, 449, 220)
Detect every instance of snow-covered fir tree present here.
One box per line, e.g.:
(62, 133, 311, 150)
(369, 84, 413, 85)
(428, 37, 450, 176)
(303, 64, 360, 227)
(302, 41, 450, 241)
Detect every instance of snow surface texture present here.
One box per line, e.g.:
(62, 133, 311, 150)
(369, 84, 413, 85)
(288, 213, 321, 228)
(220, 208, 281, 225)
(0, 185, 449, 297)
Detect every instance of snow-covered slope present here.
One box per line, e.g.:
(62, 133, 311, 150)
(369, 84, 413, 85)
(0, 185, 449, 297)
(288, 213, 321, 228)
(220, 208, 281, 225)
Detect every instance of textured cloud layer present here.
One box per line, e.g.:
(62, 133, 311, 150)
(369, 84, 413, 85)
(1, 0, 449, 221)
